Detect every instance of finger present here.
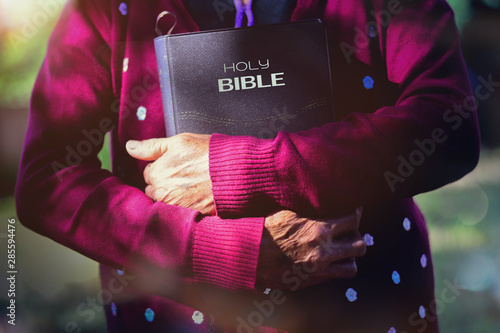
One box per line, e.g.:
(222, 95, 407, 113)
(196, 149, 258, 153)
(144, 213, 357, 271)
(143, 163, 153, 185)
(321, 233, 366, 263)
(145, 185, 169, 203)
(126, 138, 170, 161)
(145, 185, 155, 199)
(354, 206, 363, 222)
(314, 258, 358, 279)
(328, 206, 363, 239)
(282, 259, 358, 289)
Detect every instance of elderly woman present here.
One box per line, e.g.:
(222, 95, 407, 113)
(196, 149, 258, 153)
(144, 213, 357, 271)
(16, 0, 479, 332)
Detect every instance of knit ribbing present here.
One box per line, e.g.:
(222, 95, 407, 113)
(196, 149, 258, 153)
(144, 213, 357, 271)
(209, 134, 282, 217)
(193, 215, 264, 290)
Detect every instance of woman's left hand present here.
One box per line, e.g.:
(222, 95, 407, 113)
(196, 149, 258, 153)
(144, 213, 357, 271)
(126, 133, 215, 215)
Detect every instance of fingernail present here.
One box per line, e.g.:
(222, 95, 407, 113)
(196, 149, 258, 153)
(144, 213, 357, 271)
(126, 140, 139, 150)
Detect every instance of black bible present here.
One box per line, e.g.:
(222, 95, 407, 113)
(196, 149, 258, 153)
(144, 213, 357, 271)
(153, 19, 337, 331)
(154, 19, 335, 138)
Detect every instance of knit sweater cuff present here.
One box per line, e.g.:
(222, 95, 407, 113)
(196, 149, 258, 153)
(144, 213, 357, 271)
(192, 215, 264, 291)
(209, 134, 281, 217)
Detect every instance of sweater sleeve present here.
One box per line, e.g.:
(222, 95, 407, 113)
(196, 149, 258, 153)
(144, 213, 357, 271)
(15, 0, 263, 292)
(209, 0, 481, 218)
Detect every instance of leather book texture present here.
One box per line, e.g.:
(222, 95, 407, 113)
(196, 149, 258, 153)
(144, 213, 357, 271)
(154, 19, 334, 138)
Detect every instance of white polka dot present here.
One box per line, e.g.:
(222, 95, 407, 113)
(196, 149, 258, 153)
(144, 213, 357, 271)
(137, 106, 147, 121)
(363, 76, 374, 89)
(119, 3, 127, 15)
(392, 271, 401, 284)
(145, 308, 155, 322)
(345, 288, 357, 302)
(364, 233, 374, 246)
(111, 302, 117, 316)
(421, 254, 428, 268)
(122, 57, 129, 73)
(419, 305, 426, 319)
(192, 310, 204, 324)
(388, 327, 396, 333)
(403, 217, 411, 231)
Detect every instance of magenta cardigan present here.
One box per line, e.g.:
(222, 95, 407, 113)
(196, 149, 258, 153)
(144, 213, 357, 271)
(16, 0, 479, 332)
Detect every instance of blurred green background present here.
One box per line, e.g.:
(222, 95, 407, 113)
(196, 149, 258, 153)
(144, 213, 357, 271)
(0, 0, 499, 332)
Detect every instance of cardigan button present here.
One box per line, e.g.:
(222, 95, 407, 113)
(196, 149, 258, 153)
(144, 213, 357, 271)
(388, 327, 396, 333)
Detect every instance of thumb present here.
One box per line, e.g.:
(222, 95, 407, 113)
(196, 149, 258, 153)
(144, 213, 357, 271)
(126, 138, 169, 161)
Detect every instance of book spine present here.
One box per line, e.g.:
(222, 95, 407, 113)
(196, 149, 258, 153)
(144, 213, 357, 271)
(321, 24, 335, 121)
(154, 37, 177, 136)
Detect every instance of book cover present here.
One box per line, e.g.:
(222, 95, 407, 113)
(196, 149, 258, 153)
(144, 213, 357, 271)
(154, 19, 334, 138)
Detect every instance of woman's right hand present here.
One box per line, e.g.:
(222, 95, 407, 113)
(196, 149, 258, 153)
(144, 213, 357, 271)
(256, 208, 365, 290)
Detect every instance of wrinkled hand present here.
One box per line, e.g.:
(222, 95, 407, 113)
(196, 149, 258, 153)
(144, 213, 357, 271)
(126, 133, 215, 215)
(257, 208, 365, 290)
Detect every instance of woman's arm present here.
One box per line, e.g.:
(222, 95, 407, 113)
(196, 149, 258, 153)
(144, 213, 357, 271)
(209, 0, 481, 218)
(14, 0, 263, 292)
